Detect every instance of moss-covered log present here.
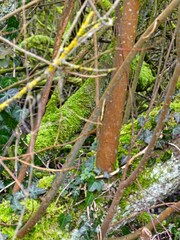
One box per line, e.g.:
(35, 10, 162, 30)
(35, 78, 97, 150)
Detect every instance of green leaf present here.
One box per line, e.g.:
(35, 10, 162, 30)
(0, 87, 25, 152)
(5, 16, 19, 40)
(29, 184, 46, 199)
(172, 125, 180, 138)
(0, 233, 8, 240)
(58, 213, 71, 229)
(7, 16, 19, 29)
(138, 116, 145, 127)
(0, 180, 5, 189)
(139, 129, 153, 144)
(174, 112, 180, 123)
(155, 109, 170, 123)
(0, 77, 18, 88)
(11, 192, 24, 211)
(85, 192, 96, 206)
(80, 170, 94, 181)
(0, 57, 10, 68)
(84, 156, 95, 171)
(88, 180, 104, 192)
(103, 171, 110, 179)
(0, 88, 18, 102)
(18, 0, 31, 7)
(0, 130, 9, 144)
(90, 140, 98, 151)
(155, 139, 165, 149)
(131, 55, 154, 91)
(11, 198, 23, 211)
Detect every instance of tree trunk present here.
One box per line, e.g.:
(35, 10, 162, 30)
(96, 0, 140, 172)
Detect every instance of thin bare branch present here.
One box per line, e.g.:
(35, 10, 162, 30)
(109, 201, 180, 240)
(0, 0, 42, 23)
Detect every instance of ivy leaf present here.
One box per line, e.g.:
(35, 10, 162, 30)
(90, 140, 98, 151)
(13, 191, 25, 199)
(0, 87, 25, 151)
(174, 112, 180, 123)
(0, 130, 9, 145)
(18, 0, 32, 7)
(85, 192, 96, 207)
(0, 57, 10, 68)
(58, 213, 71, 229)
(80, 169, 94, 181)
(155, 140, 165, 149)
(88, 180, 104, 192)
(172, 125, 180, 138)
(29, 184, 46, 199)
(84, 156, 95, 171)
(0, 233, 8, 240)
(139, 129, 153, 144)
(103, 171, 110, 179)
(11, 198, 23, 211)
(6, 16, 19, 29)
(11, 192, 24, 211)
(5, 16, 19, 40)
(0, 88, 18, 103)
(72, 189, 80, 198)
(9, 106, 24, 122)
(138, 116, 145, 127)
(155, 109, 170, 123)
(0, 77, 18, 88)
(73, 176, 83, 186)
(120, 155, 128, 166)
(0, 124, 10, 132)
(0, 106, 20, 151)
(0, 180, 5, 189)
(94, 168, 101, 175)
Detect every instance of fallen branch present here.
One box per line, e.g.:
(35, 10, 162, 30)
(109, 201, 180, 240)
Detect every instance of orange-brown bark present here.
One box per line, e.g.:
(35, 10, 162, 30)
(96, 0, 140, 171)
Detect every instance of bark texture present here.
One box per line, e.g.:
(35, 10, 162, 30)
(96, 0, 140, 172)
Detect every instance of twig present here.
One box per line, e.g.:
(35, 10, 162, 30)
(95, 146, 148, 179)
(0, 36, 51, 65)
(0, 0, 42, 23)
(109, 201, 180, 240)
(13, 0, 75, 194)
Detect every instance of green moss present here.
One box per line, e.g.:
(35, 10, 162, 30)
(38, 175, 55, 189)
(0, 200, 15, 223)
(170, 92, 180, 112)
(0, 199, 71, 239)
(137, 212, 151, 225)
(97, 0, 112, 12)
(20, 35, 54, 52)
(36, 78, 96, 150)
(24, 202, 71, 240)
(119, 134, 131, 146)
(131, 55, 155, 91)
(34, 89, 60, 150)
(175, 77, 180, 89)
(59, 79, 96, 141)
